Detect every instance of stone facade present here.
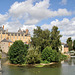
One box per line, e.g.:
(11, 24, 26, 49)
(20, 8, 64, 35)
(0, 25, 31, 44)
(0, 25, 31, 53)
(61, 43, 69, 53)
(1, 39, 13, 53)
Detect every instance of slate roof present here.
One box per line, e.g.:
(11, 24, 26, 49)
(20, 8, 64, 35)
(64, 44, 68, 47)
(1, 38, 12, 43)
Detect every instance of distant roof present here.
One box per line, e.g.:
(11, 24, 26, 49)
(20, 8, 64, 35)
(61, 43, 65, 45)
(1, 38, 12, 43)
(64, 44, 68, 47)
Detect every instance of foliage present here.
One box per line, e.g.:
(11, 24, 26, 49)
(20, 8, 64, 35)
(31, 26, 62, 52)
(60, 54, 67, 60)
(26, 47, 41, 64)
(42, 46, 61, 62)
(50, 26, 62, 52)
(73, 40, 75, 51)
(66, 37, 72, 51)
(8, 40, 28, 64)
(31, 26, 51, 52)
(41, 60, 50, 64)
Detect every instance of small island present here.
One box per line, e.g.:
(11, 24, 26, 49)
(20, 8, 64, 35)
(2, 26, 69, 67)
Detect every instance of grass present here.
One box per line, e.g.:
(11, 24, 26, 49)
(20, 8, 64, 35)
(35, 64, 44, 67)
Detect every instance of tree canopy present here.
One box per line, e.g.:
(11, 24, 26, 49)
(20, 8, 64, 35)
(8, 40, 28, 64)
(31, 26, 51, 52)
(50, 26, 62, 52)
(66, 37, 72, 51)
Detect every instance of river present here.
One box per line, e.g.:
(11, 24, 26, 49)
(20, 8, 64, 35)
(1, 57, 75, 75)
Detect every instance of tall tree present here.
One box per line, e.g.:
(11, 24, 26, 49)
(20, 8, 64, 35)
(50, 26, 62, 52)
(66, 37, 72, 51)
(73, 40, 75, 51)
(31, 26, 51, 52)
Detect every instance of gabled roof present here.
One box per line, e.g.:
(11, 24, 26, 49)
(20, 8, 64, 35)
(1, 38, 12, 43)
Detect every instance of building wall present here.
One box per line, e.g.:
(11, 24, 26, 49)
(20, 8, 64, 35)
(1, 42, 9, 53)
(64, 47, 69, 53)
(61, 45, 64, 53)
(0, 33, 31, 43)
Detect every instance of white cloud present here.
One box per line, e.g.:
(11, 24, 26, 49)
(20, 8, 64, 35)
(0, 0, 73, 42)
(25, 19, 39, 25)
(0, 14, 8, 25)
(41, 17, 75, 43)
(4, 20, 22, 32)
(4, 21, 37, 36)
(60, 0, 67, 5)
(21, 25, 37, 36)
(8, 0, 71, 25)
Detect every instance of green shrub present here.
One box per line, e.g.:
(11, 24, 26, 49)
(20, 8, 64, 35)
(60, 54, 67, 60)
(41, 60, 50, 64)
(8, 40, 28, 64)
(42, 46, 61, 62)
(26, 47, 41, 64)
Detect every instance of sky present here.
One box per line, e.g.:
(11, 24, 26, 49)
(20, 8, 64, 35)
(0, 0, 75, 43)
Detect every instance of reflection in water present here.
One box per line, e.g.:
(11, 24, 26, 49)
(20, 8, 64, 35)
(61, 57, 75, 75)
(2, 57, 75, 75)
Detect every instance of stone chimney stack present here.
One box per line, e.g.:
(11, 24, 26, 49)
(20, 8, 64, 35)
(3, 25, 4, 29)
(26, 29, 29, 34)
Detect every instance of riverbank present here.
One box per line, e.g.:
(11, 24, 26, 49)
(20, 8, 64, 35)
(4, 60, 61, 68)
(2, 53, 69, 68)
(2, 57, 75, 75)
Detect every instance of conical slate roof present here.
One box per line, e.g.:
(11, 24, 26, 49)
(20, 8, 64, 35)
(1, 38, 12, 43)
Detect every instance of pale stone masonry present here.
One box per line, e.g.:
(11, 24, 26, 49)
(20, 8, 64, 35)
(0, 25, 31, 43)
(0, 25, 31, 53)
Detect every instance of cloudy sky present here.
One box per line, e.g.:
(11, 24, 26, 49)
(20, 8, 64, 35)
(0, 0, 75, 43)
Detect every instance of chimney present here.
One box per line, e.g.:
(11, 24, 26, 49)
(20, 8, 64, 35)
(26, 29, 29, 34)
(3, 25, 4, 29)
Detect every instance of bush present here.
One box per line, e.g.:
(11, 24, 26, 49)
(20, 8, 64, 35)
(41, 60, 50, 64)
(60, 54, 67, 60)
(42, 46, 61, 62)
(8, 40, 28, 64)
(26, 47, 41, 64)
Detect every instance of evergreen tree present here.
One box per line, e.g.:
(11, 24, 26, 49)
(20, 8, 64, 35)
(66, 37, 72, 51)
(31, 26, 51, 52)
(50, 26, 62, 52)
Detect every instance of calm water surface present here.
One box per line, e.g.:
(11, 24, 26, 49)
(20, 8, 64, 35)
(1, 57, 75, 75)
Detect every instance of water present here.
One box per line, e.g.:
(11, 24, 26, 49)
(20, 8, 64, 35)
(1, 57, 75, 75)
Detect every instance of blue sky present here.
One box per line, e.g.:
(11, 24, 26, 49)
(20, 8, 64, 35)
(0, 0, 75, 43)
